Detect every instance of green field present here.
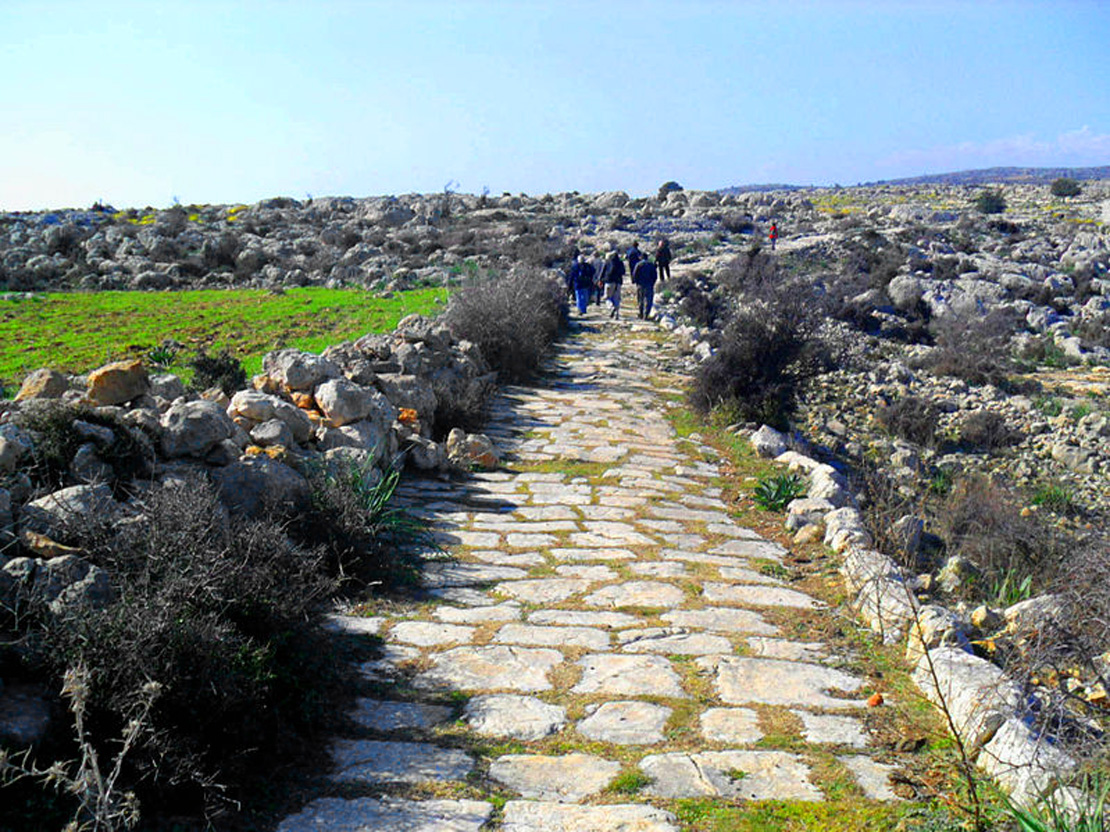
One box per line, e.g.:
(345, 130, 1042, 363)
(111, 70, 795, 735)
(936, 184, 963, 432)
(0, 287, 447, 392)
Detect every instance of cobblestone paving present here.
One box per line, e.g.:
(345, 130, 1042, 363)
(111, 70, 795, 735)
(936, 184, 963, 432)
(278, 311, 908, 831)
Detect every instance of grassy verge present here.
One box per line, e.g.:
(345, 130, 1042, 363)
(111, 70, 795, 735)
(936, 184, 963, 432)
(0, 286, 446, 388)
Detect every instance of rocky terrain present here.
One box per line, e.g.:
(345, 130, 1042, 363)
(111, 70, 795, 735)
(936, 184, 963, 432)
(1, 178, 1109, 827)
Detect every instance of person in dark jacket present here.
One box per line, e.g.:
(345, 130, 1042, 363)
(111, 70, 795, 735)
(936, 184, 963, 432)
(632, 256, 657, 320)
(655, 238, 672, 282)
(599, 248, 626, 319)
(571, 255, 595, 315)
(626, 241, 643, 274)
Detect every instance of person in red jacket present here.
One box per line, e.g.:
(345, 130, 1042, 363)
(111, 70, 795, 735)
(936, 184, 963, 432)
(769, 222, 779, 251)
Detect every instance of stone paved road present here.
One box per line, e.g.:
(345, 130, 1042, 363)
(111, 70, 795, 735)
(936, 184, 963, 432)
(277, 307, 910, 831)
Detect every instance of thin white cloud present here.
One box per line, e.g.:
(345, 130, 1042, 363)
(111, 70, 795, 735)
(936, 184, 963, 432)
(876, 127, 1110, 175)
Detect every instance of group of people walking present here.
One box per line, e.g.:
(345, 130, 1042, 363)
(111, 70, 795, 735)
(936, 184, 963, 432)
(565, 238, 672, 321)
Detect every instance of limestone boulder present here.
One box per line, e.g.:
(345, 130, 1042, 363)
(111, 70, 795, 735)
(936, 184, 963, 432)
(250, 418, 294, 448)
(446, 429, 499, 470)
(20, 484, 119, 537)
(2, 554, 114, 613)
(315, 378, 393, 428)
(86, 359, 150, 406)
(14, 368, 70, 401)
(228, 390, 313, 443)
(210, 457, 311, 517)
(750, 425, 788, 458)
(263, 349, 340, 391)
(1003, 594, 1065, 635)
(912, 646, 1024, 751)
(161, 400, 237, 458)
(316, 419, 389, 463)
(375, 374, 438, 424)
(149, 373, 186, 401)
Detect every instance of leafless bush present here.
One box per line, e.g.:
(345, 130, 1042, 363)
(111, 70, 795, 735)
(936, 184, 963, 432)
(12, 475, 339, 819)
(958, 410, 1023, 450)
(876, 396, 939, 447)
(688, 276, 829, 428)
(715, 246, 778, 293)
(444, 267, 566, 382)
(925, 310, 1019, 387)
(937, 475, 1065, 598)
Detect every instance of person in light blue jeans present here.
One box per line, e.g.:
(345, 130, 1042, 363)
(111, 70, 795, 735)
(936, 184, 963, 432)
(571, 255, 595, 315)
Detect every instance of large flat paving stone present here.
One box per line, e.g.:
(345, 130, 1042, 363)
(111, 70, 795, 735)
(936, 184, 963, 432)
(414, 646, 563, 692)
(797, 711, 868, 747)
(584, 581, 686, 609)
(321, 614, 384, 636)
(500, 801, 679, 832)
(528, 609, 641, 628)
(746, 637, 829, 661)
(838, 755, 903, 800)
(629, 561, 689, 578)
(700, 707, 763, 743)
(710, 539, 788, 559)
(698, 656, 865, 709)
(555, 564, 618, 581)
(470, 549, 547, 567)
(702, 583, 823, 609)
(549, 547, 635, 561)
(494, 623, 610, 650)
(434, 602, 522, 624)
(349, 699, 452, 732)
(570, 530, 656, 547)
(616, 628, 733, 655)
(496, 578, 593, 604)
(572, 654, 688, 698)
(357, 645, 421, 681)
(463, 694, 566, 740)
(277, 797, 492, 832)
(489, 753, 621, 802)
(662, 608, 779, 635)
(330, 740, 473, 785)
(577, 701, 671, 745)
(718, 565, 786, 584)
(640, 750, 823, 801)
(421, 563, 528, 587)
(389, 621, 476, 647)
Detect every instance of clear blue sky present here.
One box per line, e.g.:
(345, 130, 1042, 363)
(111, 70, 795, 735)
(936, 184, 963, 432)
(2, 0, 1108, 210)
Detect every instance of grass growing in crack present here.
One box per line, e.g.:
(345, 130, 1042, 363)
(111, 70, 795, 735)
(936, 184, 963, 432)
(604, 769, 653, 795)
(674, 798, 931, 831)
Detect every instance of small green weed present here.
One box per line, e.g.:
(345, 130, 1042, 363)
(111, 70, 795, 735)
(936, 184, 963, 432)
(145, 339, 181, 369)
(605, 769, 652, 795)
(928, 469, 954, 496)
(1035, 396, 1064, 417)
(1032, 483, 1079, 516)
(1069, 402, 1094, 422)
(753, 473, 806, 512)
(990, 568, 1035, 607)
(1003, 773, 1110, 832)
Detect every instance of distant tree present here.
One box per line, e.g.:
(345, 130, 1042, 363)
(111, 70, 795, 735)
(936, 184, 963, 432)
(1050, 177, 1082, 198)
(658, 181, 683, 201)
(974, 189, 1006, 215)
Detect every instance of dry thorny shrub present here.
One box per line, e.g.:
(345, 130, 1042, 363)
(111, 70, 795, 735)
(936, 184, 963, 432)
(4, 474, 340, 820)
(689, 270, 830, 430)
(924, 309, 1019, 388)
(444, 266, 567, 382)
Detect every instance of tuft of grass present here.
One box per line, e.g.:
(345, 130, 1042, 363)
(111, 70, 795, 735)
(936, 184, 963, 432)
(1031, 483, 1079, 516)
(605, 769, 653, 796)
